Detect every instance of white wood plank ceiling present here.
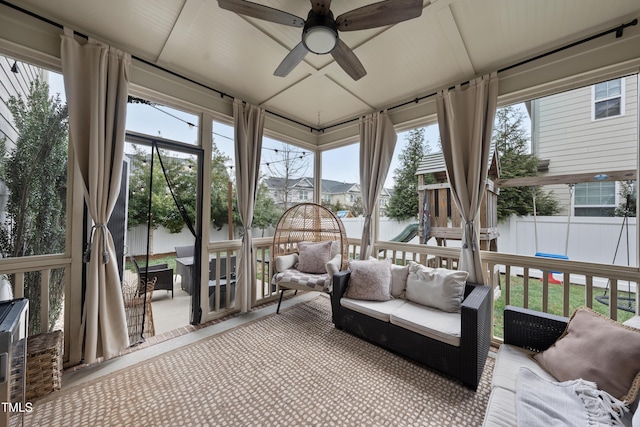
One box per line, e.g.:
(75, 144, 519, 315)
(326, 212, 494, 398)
(9, 0, 640, 130)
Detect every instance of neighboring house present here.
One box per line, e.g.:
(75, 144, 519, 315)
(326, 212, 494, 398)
(531, 75, 639, 216)
(263, 176, 314, 207)
(321, 179, 361, 209)
(262, 176, 391, 215)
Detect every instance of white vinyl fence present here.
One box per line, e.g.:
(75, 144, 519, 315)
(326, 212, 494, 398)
(127, 217, 419, 256)
(128, 214, 636, 278)
(497, 215, 637, 266)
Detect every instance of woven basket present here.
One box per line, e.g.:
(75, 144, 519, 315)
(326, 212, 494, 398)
(26, 329, 63, 401)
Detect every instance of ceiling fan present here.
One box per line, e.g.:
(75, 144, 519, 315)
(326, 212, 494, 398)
(217, 0, 424, 81)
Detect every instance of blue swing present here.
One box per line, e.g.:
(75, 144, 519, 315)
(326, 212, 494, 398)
(533, 185, 573, 281)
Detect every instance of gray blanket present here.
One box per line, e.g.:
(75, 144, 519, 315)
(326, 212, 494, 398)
(515, 367, 629, 426)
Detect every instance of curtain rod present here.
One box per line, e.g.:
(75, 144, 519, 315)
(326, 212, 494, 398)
(319, 17, 638, 133)
(0, 0, 315, 132)
(1, 0, 636, 135)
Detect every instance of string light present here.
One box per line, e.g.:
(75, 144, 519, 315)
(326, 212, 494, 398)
(132, 100, 312, 168)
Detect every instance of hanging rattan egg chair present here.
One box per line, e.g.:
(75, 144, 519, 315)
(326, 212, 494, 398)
(271, 203, 348, 313)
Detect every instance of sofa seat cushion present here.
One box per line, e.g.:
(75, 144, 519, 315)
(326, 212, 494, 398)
(623, 315, 640, 330)
(340, 297, 408, 322)
(273, 269, 331, 292)
(482, 386, 516, 427)
(492, 344, 555, 393)
(390, 301, 461, 347)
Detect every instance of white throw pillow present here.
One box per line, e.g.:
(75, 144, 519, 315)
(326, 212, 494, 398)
(405, 263, 468, 313)
(275, 253, 298, 272)
(390, 263, 410, 298)
(325, 254, 342, 277)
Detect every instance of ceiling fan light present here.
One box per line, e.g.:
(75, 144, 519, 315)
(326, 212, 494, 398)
(303, 26, 338, 54)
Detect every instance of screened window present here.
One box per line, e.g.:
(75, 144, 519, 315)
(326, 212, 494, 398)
(0, 63, 68, 258)
(260, 139, 313, 212)
(574, 181, 616, 216)
(593, 78, 624, 120)
(321, 143, 359, 216)
(211, 120, 235, 242)
(127, 97, 199, 144)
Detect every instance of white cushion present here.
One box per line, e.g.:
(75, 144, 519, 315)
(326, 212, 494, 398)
(390, 263, 410, 298)
(492, 344, 556, 393)
(273, 269, 332, 292)
(330, 240, 340, 259)
(482, 386, 517, 427)
(390, 301, 461, 347)
(340, 298, 408, 322)
(275, 253, 298, 273)
(325, 254, 341, 277)
(405, 264, 468, 313)
(624, 316, 640, 330)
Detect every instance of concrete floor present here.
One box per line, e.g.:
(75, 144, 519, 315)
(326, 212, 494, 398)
(149, 280, 191, 336)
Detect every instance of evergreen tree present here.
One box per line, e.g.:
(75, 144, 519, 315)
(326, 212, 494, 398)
(350, 196, 365, 217)
(0, 79, 68, 332)
(494, 105, 558, 221)
(387, 128, 431, 220)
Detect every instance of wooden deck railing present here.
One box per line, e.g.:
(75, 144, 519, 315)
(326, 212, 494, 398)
(0, 254, 71, 335)
(4, 238, 638, 353)
(363, 239, 639, 341)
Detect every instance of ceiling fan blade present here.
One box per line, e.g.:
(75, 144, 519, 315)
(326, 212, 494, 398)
(218, 0, 305, 27)
(336, 0, 423, 32)
(310, 0, 331, 15)
(274, 42, 309, 77)
(330, 39, 366, 81)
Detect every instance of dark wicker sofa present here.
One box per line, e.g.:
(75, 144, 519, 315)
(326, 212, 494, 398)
(483, 306, 568, 426)
(502, 305, 568, 351)
(330, 269, 492, 390)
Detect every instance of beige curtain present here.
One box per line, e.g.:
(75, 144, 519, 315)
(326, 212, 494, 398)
(359, 112, 397, 259)
(61, 31, 131, 361)
(233, 99, 264, 312)
(436, 72, 498, 285)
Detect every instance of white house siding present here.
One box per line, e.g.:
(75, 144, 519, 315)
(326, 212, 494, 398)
(531, 74, 638, 214)
(0, 56, 47, 147)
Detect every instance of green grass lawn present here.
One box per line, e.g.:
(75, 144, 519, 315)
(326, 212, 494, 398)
(125, 255, 177, 272)
(493, 274, 636, 338)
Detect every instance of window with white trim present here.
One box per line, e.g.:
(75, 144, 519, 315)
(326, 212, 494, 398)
(574, 181, 616, 217)
(592, 78, 624, 120)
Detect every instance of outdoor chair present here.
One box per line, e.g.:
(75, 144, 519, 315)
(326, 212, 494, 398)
(175, 245, 194, 258)
(132, 257, 174, 298)
(271, 203, 348, 313)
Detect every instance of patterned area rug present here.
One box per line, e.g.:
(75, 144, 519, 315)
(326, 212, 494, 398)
(25, 296, 493, 426)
